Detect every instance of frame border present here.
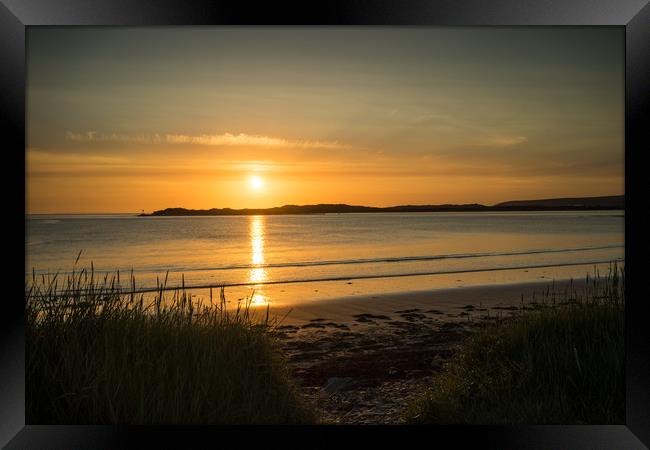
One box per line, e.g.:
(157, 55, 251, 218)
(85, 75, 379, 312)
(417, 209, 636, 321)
(2, 1, 649, 448)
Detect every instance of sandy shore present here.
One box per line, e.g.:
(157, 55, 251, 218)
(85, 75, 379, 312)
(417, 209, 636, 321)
(262, 278, 586, 424)
(265, 278, 586, 327)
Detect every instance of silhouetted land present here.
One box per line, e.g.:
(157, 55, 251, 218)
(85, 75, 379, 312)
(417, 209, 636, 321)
(140, 195, 624, 216)
(494, 195, 624, 208)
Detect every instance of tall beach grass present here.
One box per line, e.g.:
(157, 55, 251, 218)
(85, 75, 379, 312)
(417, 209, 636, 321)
(405, 263, 625, 424)
(26, 265, 317, 424)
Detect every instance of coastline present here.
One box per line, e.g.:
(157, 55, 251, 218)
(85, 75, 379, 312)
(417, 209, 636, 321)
(139, 197, 625, 217)
(265, 277, 589, 327)
(213, 260, 618, 312)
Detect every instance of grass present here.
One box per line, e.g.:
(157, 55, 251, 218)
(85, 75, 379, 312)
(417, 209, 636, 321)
(405, 263, 625, 424)
(26, 265, 317, 424)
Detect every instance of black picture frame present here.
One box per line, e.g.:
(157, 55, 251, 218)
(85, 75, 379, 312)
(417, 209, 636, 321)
(2, 0, 649, 448)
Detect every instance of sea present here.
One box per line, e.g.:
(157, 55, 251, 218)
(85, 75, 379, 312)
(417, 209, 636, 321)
(26, 211, 624, 306)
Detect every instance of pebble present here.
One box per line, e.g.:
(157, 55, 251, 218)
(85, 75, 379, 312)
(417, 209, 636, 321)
(322, 377, 355, 394)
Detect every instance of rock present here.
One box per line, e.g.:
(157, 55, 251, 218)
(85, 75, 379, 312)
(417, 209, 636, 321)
(322, 377, 355, 394)
(430, 354, 446, 370)
(430, 360, 443, 370)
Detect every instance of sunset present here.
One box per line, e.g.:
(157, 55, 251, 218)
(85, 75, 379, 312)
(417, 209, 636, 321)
(26, 27, 625, 426)
(27, 27, 623, 213)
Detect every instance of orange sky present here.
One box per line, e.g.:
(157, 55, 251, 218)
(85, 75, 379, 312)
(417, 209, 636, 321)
(27, 28, 624, 213)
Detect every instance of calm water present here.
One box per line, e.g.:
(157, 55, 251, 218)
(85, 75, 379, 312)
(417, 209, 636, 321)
(26, 211, 624, 302)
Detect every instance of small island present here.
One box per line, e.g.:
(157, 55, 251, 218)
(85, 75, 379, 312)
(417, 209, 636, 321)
(140, 195, 624, 216)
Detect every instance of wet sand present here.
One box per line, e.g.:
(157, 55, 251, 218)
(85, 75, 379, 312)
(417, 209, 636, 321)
(206, 261, 613, 309)
(264, 278, 586, 327)
(261, 278, 586, 424)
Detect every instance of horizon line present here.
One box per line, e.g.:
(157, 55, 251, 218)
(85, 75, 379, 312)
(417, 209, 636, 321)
(26, 193, 624, 215)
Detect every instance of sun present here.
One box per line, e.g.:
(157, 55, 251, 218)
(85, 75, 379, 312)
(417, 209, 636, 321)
(249, 175, 264, 191)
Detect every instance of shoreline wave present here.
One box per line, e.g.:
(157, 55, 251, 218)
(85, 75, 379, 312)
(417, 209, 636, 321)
(40, 259, 624, 296)
(27, 244, 623, 277)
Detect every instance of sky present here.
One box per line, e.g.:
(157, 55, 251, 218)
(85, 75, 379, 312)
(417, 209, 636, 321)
(27, 27, 624, 213)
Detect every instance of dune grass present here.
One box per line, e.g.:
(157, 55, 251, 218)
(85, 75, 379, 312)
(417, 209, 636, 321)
(26, 266, 317, 424)
(405, 263, 625, 424)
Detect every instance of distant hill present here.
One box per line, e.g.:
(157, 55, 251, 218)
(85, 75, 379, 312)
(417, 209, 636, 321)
(143, 203, 489, 216)
(141, 195, 623, 216)
(494, 195, 624, 208)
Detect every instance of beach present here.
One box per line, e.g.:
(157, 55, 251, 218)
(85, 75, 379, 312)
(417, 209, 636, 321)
(25, 212, 624, 424)
(260, 278, 587, 424)
(20, 23, 630, 440)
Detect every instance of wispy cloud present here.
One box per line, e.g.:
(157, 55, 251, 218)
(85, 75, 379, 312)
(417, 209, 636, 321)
(486, 135, 528, 147)
(65, 131, 349, 149)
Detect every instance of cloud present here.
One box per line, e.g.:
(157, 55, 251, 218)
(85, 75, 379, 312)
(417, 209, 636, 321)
(66, 131, 153, 144)
(65, 131, 349, 149)
(486, 135, 528, 147)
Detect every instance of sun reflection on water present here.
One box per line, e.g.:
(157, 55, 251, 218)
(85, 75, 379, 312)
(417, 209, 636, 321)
(248, 215, 268, 305)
